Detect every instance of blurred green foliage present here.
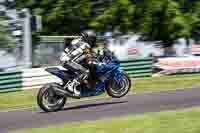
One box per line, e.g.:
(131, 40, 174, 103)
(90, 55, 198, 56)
(15, 0, 200, 45)
(0, 18, 16, 48)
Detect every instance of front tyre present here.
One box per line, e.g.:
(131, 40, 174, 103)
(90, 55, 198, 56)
(37, 83, 66, 112)
(107, 72, 131, 98)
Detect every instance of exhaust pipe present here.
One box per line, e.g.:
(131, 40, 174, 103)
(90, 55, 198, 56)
(54, 87, 81, 99)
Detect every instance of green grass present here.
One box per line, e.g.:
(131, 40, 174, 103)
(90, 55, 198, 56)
(1, 74, 200, 110)
(17, 107, 200, 133)
(0, 89, 38, 110)
(134, 74, 200, 93)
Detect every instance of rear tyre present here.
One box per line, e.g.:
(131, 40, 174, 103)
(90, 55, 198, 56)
(37, 83, 66, 112)
(106, 72, 131, 98)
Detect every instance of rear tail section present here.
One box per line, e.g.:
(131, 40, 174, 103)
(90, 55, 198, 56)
(45, 66, 75, 82)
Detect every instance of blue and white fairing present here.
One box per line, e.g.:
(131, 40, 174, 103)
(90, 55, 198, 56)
(46, 46, 126, 97)
(45, 66, 75, 82)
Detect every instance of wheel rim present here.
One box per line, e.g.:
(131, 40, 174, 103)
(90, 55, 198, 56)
(110, 76, 130, 96)
(42, 89, 65, 110)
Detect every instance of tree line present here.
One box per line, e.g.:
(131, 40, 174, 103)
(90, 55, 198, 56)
(0, 17, 16, 48)
(14, 0, 200, 45)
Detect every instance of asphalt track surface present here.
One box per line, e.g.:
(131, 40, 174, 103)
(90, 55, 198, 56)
(1, 88, 200, 133)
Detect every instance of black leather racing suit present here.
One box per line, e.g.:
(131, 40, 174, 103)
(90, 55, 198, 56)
(60, 38, 92, 82)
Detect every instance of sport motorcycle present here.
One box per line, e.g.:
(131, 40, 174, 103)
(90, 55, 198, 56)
(37, 49, 131, 112)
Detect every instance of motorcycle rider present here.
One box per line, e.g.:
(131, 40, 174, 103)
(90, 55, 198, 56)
(60, 30, 97, 96)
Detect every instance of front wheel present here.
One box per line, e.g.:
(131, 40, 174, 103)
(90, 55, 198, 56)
(106, 72, 131, 98)
(37, 83, 66, 112)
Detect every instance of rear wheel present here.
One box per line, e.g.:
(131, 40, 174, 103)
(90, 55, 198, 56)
(37, 83, 66, 112)
(106, 72, 131, 98)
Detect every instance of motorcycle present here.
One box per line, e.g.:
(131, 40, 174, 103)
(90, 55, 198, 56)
(37, 49, 131, 112)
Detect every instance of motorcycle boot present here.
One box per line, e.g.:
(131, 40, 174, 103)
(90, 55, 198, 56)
(67, 79, 81, 96)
